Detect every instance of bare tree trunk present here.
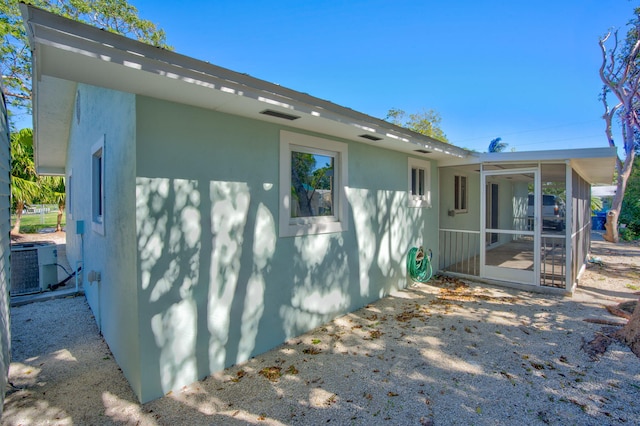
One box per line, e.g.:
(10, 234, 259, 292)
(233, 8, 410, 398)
(291, 168, 314, 217)
(11, 200, 24, 235)
(604, 211, 618, 242)
(617, 299, 640, 357)
(599, 29, 640, 243)
(604, 151, 635, 242)
(56, 201, 65, 232)
(599, 8, 640, 358)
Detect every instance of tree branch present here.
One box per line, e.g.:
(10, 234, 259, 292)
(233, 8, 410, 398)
(1, 86, 32, 101)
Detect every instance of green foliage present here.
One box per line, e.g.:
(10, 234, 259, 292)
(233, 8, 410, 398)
(10, 128, 66, 232)
(41, 176, 65, 204)
(290, 152, 334, 217)
(291, 152, 314, 188)
(291, 153, 333, 191)
(312, 160, 332, 191)
(619, 226, 637, 241)
(385, 108, 449, 143)
(10, 129, 63, 205)
(10, 128, 39, 206)
(3, 0, 166, 228)
(11, 206, 65, 233)
(620, 157, 640, 238)
(1, 0, 171, 120)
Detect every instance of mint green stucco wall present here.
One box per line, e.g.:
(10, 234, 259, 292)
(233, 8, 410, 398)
(65, 84, 141, 397)
(134, 96, 438, 402)
(439, 167, 480, 231)
(497, 179, 518, 245)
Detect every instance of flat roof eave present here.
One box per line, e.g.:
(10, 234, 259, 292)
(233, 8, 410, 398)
(438, 147, 617, 185)
(21, 3, 471, 174)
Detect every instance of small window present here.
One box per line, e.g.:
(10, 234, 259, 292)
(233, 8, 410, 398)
(280, 131, 348, 237)
(408, 158, 431, 208)
(91, 137, 105, 235)
(454, 174, 467, 212)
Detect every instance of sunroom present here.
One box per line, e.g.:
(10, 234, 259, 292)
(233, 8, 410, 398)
(437, 148, 616, 294)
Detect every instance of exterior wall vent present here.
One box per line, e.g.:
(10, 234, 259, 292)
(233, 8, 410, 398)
(10, 242, 58, 295)
(260, 109, 300, 121)
(359, 134, 383, 141)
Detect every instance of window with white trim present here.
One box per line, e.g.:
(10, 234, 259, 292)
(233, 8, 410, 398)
(408, 158, 431, 208)
(454, 174, 468, 213)
(279, 131, 348, 237)
(91, 137, 105, 235)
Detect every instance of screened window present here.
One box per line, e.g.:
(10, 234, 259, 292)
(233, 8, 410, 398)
(454, 174, 467, 212)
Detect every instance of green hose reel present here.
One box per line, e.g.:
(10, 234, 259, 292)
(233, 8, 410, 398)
(407, 246, 433, 284)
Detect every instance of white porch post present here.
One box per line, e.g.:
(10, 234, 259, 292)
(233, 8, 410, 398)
(565, 161, 573, 292)
(534, 163, 542, 286)
(479, 164, 486, 278)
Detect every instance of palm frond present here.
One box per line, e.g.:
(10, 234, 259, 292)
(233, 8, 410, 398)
(488, 137, 508, 153)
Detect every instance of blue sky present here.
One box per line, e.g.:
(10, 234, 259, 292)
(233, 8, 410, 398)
(132, 1, 634, 152)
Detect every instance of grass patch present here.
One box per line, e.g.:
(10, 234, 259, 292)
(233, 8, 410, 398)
(625, 284, 640, 291)
(11, 206, 65, 233)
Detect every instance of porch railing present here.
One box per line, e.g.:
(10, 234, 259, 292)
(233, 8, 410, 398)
(438, 229, 481, 276)
(440, 229, 567, 287)
(540, 234, 566, 288)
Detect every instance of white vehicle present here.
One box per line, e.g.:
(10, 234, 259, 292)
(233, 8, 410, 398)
(528, 194, 565, 231)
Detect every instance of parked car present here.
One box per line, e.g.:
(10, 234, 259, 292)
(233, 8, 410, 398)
(527, 194, 565, 231)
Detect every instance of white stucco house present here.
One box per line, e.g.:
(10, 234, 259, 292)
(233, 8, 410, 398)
(21, 4, 616, 402)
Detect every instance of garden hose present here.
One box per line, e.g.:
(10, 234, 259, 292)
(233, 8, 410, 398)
(407, 246, 433, 284)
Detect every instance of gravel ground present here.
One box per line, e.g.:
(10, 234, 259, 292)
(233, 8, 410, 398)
(2, 234, 640, 425)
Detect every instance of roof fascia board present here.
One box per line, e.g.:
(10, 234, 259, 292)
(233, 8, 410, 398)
(22, 4, 469, 160)
(438, 146, 617, 169)
(437, 153, 482, 167)
(480, 147, 617, 163)
(35, 165, 66, 176)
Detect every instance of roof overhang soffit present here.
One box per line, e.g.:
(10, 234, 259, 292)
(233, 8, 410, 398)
(22, 3, 470, 168)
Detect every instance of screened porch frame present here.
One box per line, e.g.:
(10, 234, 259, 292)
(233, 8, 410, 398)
(438, 159, 594, 294)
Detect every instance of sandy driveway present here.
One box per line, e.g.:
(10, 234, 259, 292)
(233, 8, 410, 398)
(2, 233, 640, 425)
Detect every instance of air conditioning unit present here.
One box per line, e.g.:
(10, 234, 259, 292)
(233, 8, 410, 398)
(11, 242, 58, 296)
